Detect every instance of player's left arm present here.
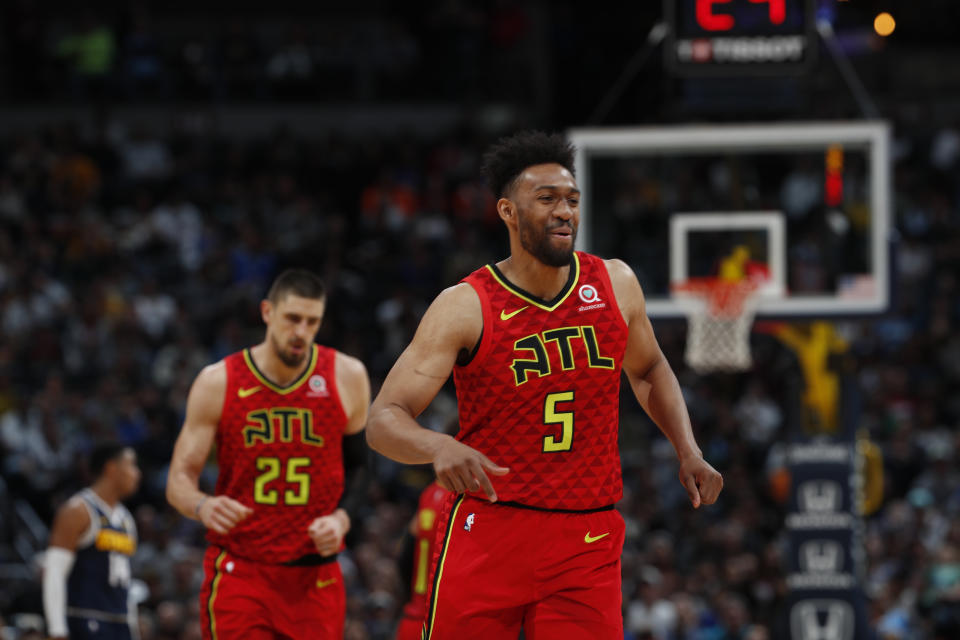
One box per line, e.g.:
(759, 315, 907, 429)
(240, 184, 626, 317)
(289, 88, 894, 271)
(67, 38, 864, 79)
(308, 352, 371, 556)
(43, 498, 91, 639)
(606, 259, 723, 508)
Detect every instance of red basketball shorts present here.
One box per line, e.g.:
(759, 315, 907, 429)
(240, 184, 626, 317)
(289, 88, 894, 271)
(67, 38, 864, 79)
(199, 545, 345, 640)
(394, 613, 424, 640)
(423, 495, 625, 640)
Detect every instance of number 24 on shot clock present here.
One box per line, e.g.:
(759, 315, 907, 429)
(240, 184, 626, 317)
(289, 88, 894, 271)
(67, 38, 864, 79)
(664, 0, 816, 75)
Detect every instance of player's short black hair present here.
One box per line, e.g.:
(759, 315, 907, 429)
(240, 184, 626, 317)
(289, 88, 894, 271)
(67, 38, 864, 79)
(267, 269, 326, 303)
(90, 442, 128, 479)
(480, 130, 576, 198)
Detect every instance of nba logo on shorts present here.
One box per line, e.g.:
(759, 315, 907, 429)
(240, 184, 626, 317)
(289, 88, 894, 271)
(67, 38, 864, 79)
(464, 513, 475, 532)
(578, 284, 601, 304)
(308, 375, 329, 397)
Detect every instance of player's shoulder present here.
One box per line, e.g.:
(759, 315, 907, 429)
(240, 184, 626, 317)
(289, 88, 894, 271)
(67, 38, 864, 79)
(333, 350, 369, 383)
(419, 282, 482, 330)
(195, 359, 227, 386)
(438, 281, 483, 327)
(599, 258, 646, 321)
(52, 494, 92, 532)
(188, 360, 228, 406)
(434, 281, 481, 310)
(600, 257, 636, 283)
(60, 493, 91, 516)
(600, 258, 642, 293)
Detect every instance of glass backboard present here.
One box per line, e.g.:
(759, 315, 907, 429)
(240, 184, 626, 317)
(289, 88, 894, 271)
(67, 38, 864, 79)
(569, 122, 890, 317)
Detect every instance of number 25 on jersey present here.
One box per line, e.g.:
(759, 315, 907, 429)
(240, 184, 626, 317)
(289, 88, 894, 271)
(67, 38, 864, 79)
(254, 456, 311, 505)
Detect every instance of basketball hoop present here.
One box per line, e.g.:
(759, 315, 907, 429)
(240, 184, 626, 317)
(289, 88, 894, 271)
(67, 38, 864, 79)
(672, 276, 765, 373)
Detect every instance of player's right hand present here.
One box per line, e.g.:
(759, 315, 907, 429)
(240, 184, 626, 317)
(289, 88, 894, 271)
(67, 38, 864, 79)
(198, 496, 253, 534)
(432, 437, 509, 502)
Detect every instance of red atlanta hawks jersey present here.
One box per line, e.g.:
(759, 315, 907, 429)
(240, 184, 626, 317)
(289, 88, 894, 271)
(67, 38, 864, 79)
(453, 251, 628, 511)
(402, 482, 450, 621)
(207, 344, 348, 563)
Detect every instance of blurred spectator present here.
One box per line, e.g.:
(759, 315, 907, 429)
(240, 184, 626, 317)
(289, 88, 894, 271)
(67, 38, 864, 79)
(266, 26, 315, 99)
(122, 12, 167, 100)
(56, 11, 116, 100)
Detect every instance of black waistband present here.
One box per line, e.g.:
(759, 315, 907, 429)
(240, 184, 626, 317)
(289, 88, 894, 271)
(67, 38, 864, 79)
(282, 552, 339, 567)
(466, 496, 616, 514)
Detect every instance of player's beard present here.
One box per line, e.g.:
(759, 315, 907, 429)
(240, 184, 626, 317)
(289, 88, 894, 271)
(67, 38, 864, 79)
(518, 212, 576, 267)
(270, 334, 308, 368)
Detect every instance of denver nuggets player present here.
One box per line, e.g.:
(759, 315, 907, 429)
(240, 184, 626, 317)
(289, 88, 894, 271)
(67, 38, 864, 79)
(44, 443, 141, 640)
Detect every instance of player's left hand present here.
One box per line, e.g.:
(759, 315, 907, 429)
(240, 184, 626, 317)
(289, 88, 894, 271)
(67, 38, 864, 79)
(308, 510, 350, 556)
(678, 455, 723, 509)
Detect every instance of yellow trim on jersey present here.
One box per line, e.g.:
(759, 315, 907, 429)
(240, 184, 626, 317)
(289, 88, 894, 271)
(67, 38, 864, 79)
(242, 344, 317, 395)
(485, 252, 581, 312)
(425, 495, 465, 640)
(207, 550, 227, 640)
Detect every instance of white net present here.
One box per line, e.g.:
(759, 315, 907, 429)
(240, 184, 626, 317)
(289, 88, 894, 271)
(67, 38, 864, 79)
(675, 279, 761, 374)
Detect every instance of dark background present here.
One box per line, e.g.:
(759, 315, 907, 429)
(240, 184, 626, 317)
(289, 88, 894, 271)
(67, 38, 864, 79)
(0, 1, 958, 639)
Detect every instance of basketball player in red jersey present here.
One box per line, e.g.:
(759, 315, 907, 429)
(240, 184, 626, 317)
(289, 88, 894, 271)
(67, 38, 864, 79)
(366, 131, 723, 639)
(395, 481, 449, 640)
(166, 269, 370, 640)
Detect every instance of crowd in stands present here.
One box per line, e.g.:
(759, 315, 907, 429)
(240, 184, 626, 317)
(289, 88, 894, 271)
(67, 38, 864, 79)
(0, 1, 540, 105)
(0, 110, 959, 640)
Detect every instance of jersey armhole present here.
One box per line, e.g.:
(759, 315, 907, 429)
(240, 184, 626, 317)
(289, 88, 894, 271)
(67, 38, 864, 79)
(217, 359, 232, 441)
(596, 257, 629, 333)
(75, 496, 99, 548)
(455, 279, 492, 370)
(326, 348, 350, 429)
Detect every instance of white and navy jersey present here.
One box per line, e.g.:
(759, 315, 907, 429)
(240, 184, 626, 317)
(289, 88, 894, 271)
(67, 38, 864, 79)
(66, 489, 137, 624)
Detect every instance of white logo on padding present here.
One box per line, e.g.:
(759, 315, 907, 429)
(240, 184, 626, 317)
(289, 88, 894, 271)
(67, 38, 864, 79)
(464, 513, 475, 532)
(578, 284, 601, 304)
(790, 599, 854, 640)
(798, 481, 841, 513)
(799, 540, 843, 574)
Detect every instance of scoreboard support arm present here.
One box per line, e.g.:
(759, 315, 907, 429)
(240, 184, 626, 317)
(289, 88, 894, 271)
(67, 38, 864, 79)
(816, 21, 879, 120)
(587, 22, 667, 126)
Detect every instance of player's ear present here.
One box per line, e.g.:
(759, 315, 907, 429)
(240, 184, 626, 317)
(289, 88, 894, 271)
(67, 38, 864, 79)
(260, 299, 272, 324)
(496, 197, 515, 224)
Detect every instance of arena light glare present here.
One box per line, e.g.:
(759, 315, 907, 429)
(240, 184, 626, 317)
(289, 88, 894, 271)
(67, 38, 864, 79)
(874, 12, 895, 37)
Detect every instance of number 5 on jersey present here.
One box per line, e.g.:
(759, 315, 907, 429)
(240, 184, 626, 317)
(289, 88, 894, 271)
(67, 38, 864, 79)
(254, 456, 311, 505)
(543, 391, 574, 452)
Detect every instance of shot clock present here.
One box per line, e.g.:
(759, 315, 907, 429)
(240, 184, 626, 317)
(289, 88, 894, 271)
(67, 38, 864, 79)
(664, 0, 816, 75)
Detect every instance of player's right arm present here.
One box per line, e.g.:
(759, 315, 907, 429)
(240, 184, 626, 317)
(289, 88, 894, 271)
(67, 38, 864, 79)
(366, 284, 509, 501)
(43, 497, 91, 639)
(165, 362, 252, 534)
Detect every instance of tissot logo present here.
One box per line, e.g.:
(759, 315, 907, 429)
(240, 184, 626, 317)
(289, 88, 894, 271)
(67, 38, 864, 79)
(798, 481, 841, 513)
(789, 599, 854, 640)
(799, 540, 843, 574)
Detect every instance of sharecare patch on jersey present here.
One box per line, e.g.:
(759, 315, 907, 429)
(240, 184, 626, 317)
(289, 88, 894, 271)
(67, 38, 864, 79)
(578, 284, 601, 304)
(308, 374, 329, 397)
